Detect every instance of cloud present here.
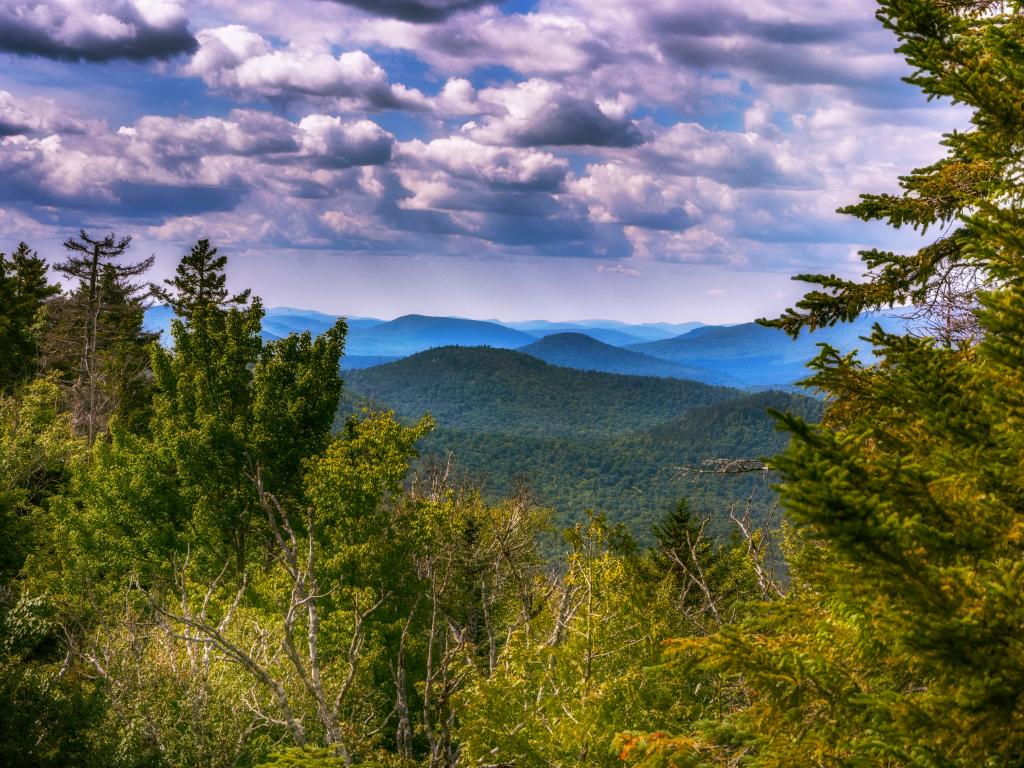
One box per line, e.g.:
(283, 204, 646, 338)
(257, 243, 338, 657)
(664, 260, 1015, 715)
(399, 137, 568, 191)
(295, 115, 394, 167)
(122, 110, 299, 160)
(322, 0, 500, 24)
(625, 225, 744, 266)
(465, 79, 644, 148)
(0, 0, 197, 62)
(567, 162, 697, 230)
(0, 105, 397, 228)
(391, 138, 569, 226)
(0, 90, 102, 136)
(352, 9, 605, 76)
(637, 122, 817, 189)
(0, 0, 968, 284)
(183, 25, 429, 110)
(638, 0, 911, 106)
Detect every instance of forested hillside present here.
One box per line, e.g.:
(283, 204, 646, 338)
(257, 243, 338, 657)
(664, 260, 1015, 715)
(343, 346, 738, 438)
(425, 391, 821, 538)
(343, 350, 818, 535)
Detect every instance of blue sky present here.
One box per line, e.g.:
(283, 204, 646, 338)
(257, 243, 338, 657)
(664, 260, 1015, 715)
(0, 0, 965, 322)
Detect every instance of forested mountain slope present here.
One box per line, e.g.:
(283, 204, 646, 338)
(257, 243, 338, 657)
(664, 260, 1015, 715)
(423, 390, 821, 538)
(342, 348, 820, 535)
(342, 346, 738, 439)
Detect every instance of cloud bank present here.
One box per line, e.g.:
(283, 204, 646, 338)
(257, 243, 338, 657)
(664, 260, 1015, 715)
(0, 0, 966, 320)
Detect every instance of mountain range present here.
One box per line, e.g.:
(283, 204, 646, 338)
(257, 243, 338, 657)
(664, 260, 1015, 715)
(140, 305, 851, 534)
(144, 306, 911, 388)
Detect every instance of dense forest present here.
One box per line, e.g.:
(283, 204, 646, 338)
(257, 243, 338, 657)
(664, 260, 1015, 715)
(3, 1, 1024, 766)
(343, 354, 821, 537)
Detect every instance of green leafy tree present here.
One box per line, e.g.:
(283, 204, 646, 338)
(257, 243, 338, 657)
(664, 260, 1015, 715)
(0, 378, 101, 767)
(456, 515, 695, 768)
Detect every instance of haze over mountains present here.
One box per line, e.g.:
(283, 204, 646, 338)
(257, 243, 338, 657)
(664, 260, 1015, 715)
(145, 306, 911, 388)
(520, 333, 742, 387)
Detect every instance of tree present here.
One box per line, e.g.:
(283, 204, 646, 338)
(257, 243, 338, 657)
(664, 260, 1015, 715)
(761, 1, 1022, 346)
(649, 498, 765, 633)
(456, 514, 696, 768)
(0, 243, 59, 391)
(51, 231, 156, 443)
(54, 289, 351, 766)
(151, 239, 250, 321)
(620, 2, 1024, 766)
(0, 378, 98, 767)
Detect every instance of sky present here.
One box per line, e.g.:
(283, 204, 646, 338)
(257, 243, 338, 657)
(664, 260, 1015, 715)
(0, 0, 967, 323)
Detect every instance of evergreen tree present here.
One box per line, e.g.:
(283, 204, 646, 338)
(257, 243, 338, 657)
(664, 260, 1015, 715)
(52, 231, 156, 443)
(761, 0, 1022, 346)
(621, 2, 1024, 766)
(650, 498, 763, 630)
(151, 239, 250, 321)
(0, 243, 59, 391)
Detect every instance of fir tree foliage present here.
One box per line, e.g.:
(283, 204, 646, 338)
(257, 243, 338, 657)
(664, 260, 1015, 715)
(151, 238, 250, 320)
(51, 231, 156, 442)
(761, 0, 1024, 345)
(620, 2, 1024, 766)
(0, 243, 59, 391)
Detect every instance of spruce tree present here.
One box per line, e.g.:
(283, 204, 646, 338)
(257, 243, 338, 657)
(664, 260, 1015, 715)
(619, 2, 1024, 766)
(52, 231, 156, 442)
(151, 238, 250, 321)
(0, 243, 59, 391)
(760, 0, 1021, 346)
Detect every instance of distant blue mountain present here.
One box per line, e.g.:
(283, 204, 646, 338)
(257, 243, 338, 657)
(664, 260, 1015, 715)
(518, 333, 742, 386)
(513, 323, 647, 346)
(144, 305, 381, 345)
(346, 314, 536, 357)
(144, 304, 914, 388)
(507, 319, 702, 343)
(607, 320, 705, 339)
(630, 312, 911, 387)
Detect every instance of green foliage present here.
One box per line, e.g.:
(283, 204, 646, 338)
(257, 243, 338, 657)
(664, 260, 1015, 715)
(761, 1, 1023, 343)
(151, 238, 251, 320)
(96, 297, 350, 575)
(0, 377, 76, 580)
(455, 512, 761, 768)
(0, 379, 99, 767)
(402, 392, 819, 540)
(48, 231, 158, 441)
(343, 346, 738, 440)
(344, 349, 821, 538)
(0, 243, 59, 392)
(256, 747, 418, 767)
(623, 2, 1024, 767)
